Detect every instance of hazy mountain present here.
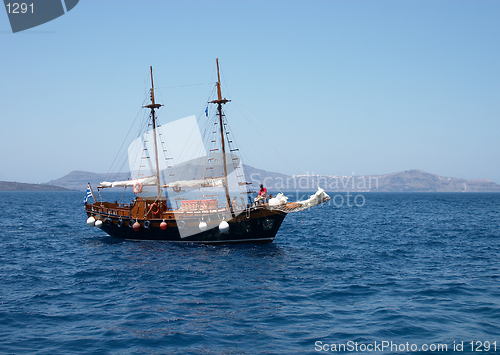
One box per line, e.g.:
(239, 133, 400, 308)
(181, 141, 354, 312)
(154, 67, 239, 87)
(0, 181, 73, 192)
(366, 169, 500, 192)
(45, 170, 130, 191)
(42, 168, 500, 192)
(240, 167, 500, 192)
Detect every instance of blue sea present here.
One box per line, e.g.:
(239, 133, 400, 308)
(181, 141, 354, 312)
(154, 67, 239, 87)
(1, 191, 500, 354)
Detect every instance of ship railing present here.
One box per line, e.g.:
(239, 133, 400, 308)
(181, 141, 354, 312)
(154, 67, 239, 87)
(178, 208, 227, 216)
(88, 205, 130, 217)
(180, 199, 219, 212)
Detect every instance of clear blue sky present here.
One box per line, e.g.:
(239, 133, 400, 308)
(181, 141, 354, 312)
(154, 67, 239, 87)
(1, 0, 499, 183)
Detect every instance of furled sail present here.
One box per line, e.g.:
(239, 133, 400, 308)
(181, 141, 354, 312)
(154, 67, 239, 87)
(164, 177, 224, 189)
(99, 176, 157, 188)
(266, 188, 330, 213)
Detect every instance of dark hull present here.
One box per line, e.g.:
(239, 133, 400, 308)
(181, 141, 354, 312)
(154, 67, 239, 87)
(86, 206, 287, 244)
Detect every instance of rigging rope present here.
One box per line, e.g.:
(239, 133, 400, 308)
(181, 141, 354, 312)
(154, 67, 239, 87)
(221, 83, 320, 190)
(155, 82, 215, 89)
(105, 93, 150, 181)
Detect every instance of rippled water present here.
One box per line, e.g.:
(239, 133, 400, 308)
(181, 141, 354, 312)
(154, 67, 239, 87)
(1, 192, 499, 354)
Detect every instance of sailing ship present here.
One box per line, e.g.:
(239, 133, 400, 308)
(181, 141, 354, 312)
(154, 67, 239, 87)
(85, 59, 330, 243)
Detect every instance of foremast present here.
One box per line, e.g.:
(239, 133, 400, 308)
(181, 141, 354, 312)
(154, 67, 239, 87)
(209, 58, 234, 217)
(143, 66, 163, 198)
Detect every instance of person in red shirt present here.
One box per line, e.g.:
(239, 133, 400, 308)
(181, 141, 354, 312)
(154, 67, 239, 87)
(255, 184, 267, 204)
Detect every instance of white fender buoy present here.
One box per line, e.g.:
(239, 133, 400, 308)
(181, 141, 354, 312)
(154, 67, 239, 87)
(219, 220, 229, 234)
(86, 216, 96, 227)
(95, 219, 103, 229)
(199, 221, 208, 232)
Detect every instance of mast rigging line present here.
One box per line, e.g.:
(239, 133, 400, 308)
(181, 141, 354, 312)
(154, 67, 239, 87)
(213, 66, 311, 190)
(103, 76, 216, 191)
(213, 65, 291, 178)
(154, 82, 215, 90)
(221, 83, 319, 189)
(105, 98, 149, 181)
(211, 69, 271, 182)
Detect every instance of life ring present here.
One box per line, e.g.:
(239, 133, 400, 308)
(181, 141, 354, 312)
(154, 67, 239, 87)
(177, 220, 185, 229)
(173, 186, 181, 193)
(133, 182, 143, 194)
(150, 203, 159, 216)
(144, 220, 151, 229)
(117, 218, 123, 228)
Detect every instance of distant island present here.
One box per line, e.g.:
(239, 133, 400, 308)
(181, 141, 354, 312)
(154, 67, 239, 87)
(38, 167, 500, 193)
(286, 169, 500, 193)
(3, 168, 499, 192)
(0, 181, 73, 192)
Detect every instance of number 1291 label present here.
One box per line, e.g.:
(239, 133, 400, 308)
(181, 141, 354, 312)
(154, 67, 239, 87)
(5, 3, 34, 14)
(469, 341, 497, 352)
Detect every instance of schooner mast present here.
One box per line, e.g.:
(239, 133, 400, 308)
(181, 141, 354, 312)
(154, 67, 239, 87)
(209, 58, 234, 217)
(143, 66, 163, 198)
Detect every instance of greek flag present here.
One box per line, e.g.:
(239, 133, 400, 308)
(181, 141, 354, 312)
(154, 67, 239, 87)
(84, 185, 92, 203)
(205, 106, 208, 117)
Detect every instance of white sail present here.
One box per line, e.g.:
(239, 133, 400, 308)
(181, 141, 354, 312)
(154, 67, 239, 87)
(100, 176, 157, 188)
(164, 177, 224, 189)
(267, 188, 330, 213)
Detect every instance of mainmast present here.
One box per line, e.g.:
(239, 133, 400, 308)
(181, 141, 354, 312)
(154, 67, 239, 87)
(209, 59, 234, 217)
(143, 66, 163, 198)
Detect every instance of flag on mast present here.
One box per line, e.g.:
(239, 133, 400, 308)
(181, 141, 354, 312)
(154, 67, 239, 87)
(84, 184, 92, 203)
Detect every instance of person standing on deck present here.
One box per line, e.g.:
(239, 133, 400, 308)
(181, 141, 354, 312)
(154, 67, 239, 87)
(254, 184, 268, 204)
(232, 196, 239, 210)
